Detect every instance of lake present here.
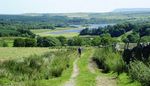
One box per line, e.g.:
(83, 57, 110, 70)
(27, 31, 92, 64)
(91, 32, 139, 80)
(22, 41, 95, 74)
(49, 24, 114, 35)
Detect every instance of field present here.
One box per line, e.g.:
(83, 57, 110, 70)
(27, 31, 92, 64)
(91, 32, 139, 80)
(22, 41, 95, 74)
(31, 27, 81, 37)
(0, 12, 150, 86)
(0, 47, 146, 86)
(0, 47, 53, 61)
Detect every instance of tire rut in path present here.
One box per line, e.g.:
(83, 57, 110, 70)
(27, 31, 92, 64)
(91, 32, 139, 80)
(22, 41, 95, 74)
(88, 50, 117, 86)
(96, 76, 117, 86)
(64, 58, 79, 86)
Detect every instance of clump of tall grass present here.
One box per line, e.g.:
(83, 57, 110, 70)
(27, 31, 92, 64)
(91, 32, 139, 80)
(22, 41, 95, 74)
(129, 61, 150, 86)
(93, 47, 125, 73)
(0, 49, 76, 83)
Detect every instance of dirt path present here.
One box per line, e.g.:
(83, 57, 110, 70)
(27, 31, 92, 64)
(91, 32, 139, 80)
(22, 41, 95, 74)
(88, 49, 117, 86)
(96, 76, 117, 86)
(64, 58, 79, 86)
(88, 49, 96, 74)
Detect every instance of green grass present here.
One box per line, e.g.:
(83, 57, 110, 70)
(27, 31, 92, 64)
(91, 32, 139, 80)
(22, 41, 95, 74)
(117, 73, 141, 86)
(38, 51, 77, 86)
(0, 48, 77, 86)
(31, 27, 80, 37)
(116, 31, 133, 42)
(0, 37, 26, 47)
(76, 48, 97, 86)
(93, 47, 141, 86)
(0, 47, 55, 61)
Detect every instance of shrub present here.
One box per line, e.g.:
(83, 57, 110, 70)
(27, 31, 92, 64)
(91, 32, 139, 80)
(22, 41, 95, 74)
(0, 49, 76, 82)
(14, 38, 37, 47)
(37, 37, 61, 47)
(91, 37, 101, 46)
(56, 36, 67, 46)
(93, 47, 125, 74)
(67, 39, 74, 46)
(2, 41, 8, 47)
(129, 61, 150, 86)
(13, 38, 25, 47)
(25, 38, 37, 47)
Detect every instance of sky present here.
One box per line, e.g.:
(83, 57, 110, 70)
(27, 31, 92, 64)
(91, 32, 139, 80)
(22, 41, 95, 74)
(0, 0, 150, 14)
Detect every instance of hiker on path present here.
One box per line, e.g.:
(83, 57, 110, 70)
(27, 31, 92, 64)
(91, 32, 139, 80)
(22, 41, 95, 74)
(78, 47, 82, 57)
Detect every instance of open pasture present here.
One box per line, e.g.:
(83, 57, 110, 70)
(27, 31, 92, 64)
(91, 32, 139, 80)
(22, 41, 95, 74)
(0, 47, 55, 61)
(31, 27, 80, 37)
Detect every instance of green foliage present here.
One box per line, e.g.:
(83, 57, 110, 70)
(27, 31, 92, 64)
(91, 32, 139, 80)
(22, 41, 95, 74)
(93, 47, 125, 73)
(0, 40, 8, 47)
(126, 32, 140, 43)
(141, 36, 150, 42)
(117, 73, 141, 86)
(91, 37, 101, 46)
(129, 61, 150, 86)
(13, 38, 25, 47)
(80, 22, 134, 37)
(67, 36, 84, 46)
(2, 41, 8, 47)
(25, 38, 37, 47)
(37, 37, 61, 47)
(0, 49, 76, 84)
(0, 24, 35, 37)
(100, 33, 113, 46)
(56, 36, 67, 46)
(13, 38, 37, 47)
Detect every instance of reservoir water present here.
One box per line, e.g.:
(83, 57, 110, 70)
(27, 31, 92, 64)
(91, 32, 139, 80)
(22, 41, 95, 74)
(49, 24, 114, 35)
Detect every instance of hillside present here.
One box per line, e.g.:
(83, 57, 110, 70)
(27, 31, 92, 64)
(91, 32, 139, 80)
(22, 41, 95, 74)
(113, 8, 150, 13)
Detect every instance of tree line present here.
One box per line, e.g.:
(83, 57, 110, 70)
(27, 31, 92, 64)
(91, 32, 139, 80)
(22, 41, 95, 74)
(80, 22, 150, 38)
(13, 34, 117, 47)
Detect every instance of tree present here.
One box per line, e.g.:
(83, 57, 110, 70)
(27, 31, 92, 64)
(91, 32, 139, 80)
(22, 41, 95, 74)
(2, 41, 8, 47)
(25, 38, 37, 47)
(73, 36, 83, 46)
(67, 39, 74, 46)
(14, 38, 25, 47)
(91, 37, 101, 46)
(37, 37, 61, 47)
(127, 32, 139, 43)
(56, 36, 67, 46)
(100, 33, 112, 46)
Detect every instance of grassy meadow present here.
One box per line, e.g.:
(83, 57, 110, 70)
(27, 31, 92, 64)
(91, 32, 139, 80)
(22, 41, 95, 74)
(0, 47, 54, 61)
(31, 27, 80, 37)
(0, 47, 77, 86)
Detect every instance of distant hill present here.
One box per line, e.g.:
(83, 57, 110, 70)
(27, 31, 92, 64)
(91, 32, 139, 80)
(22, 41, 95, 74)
(1, 8, 150, 25)
(113, 8, 150, 13)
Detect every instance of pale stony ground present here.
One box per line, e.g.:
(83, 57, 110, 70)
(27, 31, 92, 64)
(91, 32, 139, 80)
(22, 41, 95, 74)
(96, 76, 117, 86)
(64, 58, 79, 86)
(88, 56, 117, 86)
(64, 48, 117, 86)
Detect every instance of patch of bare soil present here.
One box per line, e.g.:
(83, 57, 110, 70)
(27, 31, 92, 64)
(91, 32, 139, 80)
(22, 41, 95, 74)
(96, 76, 117, 86)
(64, 58, 79, 86)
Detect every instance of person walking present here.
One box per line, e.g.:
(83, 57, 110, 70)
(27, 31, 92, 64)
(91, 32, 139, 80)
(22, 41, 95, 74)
(78, 47, 82, 57)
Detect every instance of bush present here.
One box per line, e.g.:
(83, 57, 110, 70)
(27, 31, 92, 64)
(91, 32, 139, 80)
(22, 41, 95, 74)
(14, 38, 37, 47)
(13, 38, 25, 47)
(93, 47, 125, 73)
(129, 61, 150, 86)
(0, 49, 76, 82)
(67, 39, 74, 46)
(0, 40, 8, 47)
(2, 41, 8, 47)
(25, 38, 37, 47)
(91, 37, 101, 46)
(37, 37, 61, 47)
(56, 36, 67, 46)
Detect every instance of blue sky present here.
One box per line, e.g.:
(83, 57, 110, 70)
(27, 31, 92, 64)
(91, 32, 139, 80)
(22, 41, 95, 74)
(0, 0, 150, 14)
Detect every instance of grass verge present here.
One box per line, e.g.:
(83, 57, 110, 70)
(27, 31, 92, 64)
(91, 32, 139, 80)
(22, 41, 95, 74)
(76, 48, 97, 86)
